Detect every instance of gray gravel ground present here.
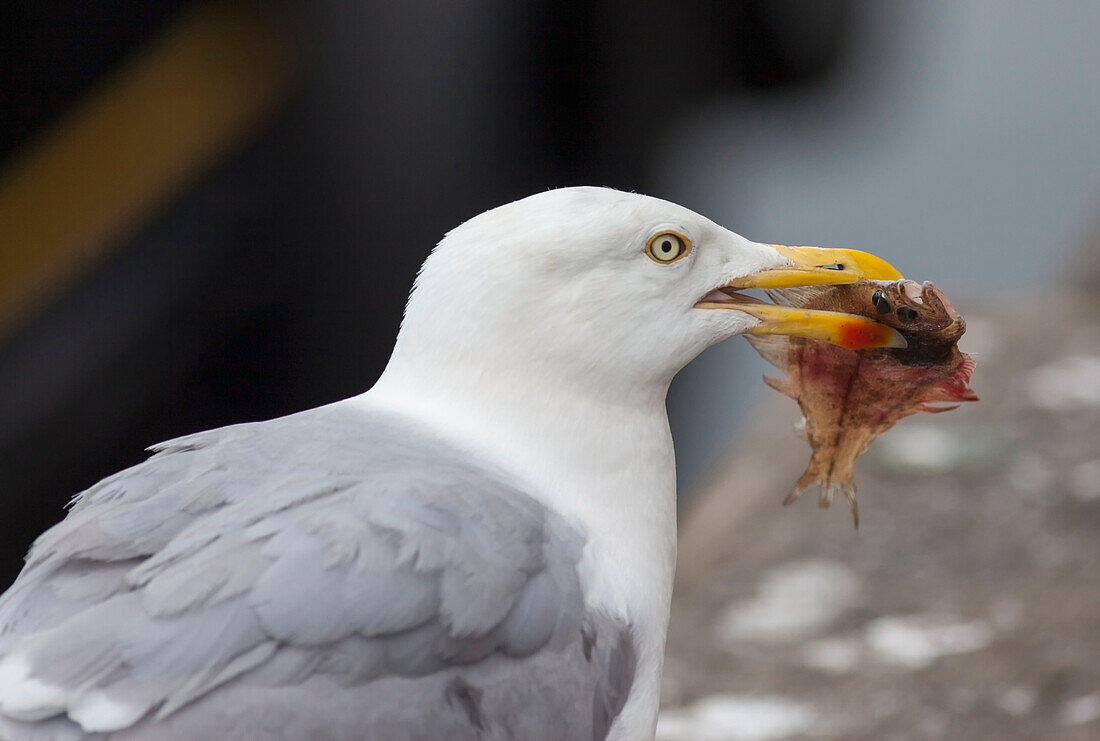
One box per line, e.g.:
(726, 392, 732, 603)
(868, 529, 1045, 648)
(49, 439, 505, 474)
(663, 293, 1100, 741)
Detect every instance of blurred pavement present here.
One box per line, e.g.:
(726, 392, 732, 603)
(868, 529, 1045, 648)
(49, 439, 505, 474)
(662, 289, 1100, 740)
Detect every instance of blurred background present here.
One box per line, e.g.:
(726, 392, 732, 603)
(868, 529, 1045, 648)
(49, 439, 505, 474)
(2, 2, 1099, 738)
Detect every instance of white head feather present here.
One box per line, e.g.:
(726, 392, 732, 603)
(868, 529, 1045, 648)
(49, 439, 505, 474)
(380, 186, 782, 400)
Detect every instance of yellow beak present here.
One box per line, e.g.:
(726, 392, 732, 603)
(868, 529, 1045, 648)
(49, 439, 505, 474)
(732, 303, 908, 350)
(728, 245, 904, 290)
(698, 244, 908, 351)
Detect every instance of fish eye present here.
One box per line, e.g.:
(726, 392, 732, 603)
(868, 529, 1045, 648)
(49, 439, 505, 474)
(872, 289, 891, 314)
(645, 231, 691, 264)
(896, 306, 917, 323)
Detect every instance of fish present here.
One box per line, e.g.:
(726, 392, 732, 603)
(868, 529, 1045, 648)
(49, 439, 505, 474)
(745, 279, 978, 528)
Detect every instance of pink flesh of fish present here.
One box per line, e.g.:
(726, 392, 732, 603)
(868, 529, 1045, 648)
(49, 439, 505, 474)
(746, 280, 978, 528)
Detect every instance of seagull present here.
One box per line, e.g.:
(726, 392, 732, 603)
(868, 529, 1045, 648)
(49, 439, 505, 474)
(0, 187, 902, 740)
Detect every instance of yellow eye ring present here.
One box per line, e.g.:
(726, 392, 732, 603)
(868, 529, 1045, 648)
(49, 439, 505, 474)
(645, 231, 691, 264)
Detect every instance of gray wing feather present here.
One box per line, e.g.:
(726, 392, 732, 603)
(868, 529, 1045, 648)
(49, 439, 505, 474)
(0, 404, 635, 740)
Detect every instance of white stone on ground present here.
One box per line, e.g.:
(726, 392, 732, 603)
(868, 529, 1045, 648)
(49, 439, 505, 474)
(799, 637, 862, 675)
(1068, 460, 1100, 502)
(1025, 355, 1100, 410)
(655, 695, 817, 741)
(1006, 452, 1055, 496)
(716, 559, 860, 645)
(994, 686, 1038, 717)
(1058, 693, 1100, 726)
(864, 614, 994, 669)
(873, 424, 964, 475)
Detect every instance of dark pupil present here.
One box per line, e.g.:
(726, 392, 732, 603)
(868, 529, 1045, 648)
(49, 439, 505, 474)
(661, 240, 673, 253)
(896, 306, 917, 323)
(871, 290, 891, 313)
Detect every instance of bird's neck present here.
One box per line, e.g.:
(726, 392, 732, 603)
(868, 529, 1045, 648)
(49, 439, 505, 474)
(365, 351, 679, 589)
(360, 348, 677, 735)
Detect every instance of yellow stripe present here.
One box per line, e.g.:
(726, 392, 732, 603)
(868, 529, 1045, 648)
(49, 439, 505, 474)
(0, 0, 295, 336)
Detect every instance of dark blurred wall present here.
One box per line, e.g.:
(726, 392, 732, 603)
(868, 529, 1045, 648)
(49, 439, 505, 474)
(0, 0, 851, 586)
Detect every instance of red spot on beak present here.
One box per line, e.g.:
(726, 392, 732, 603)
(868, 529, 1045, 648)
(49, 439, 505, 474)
(838, 321, 895, 350)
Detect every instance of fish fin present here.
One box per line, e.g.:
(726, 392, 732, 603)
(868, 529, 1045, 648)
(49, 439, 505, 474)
(744, 334, 791, 371)
(959, 354, 977, 379)
(915, 402, 960, 414)
(765, 287, 820, 308)
(782, 486, 806, 506)
(842, 482, 859, 530)
(928, 353, 979, 403)
(783, 469, 818, 506)
(921, 379, 979, 405)
(763, 375, 797, 398)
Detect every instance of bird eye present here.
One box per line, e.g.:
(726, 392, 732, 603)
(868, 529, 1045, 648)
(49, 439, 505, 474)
(646, 232, 690, 263)
(871, 289, 891, 314)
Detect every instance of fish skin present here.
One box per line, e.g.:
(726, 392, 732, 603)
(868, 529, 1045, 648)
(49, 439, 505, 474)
(747, 280, 978, 528)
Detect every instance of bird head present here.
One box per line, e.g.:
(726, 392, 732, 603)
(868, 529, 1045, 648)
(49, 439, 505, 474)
(392, 187, 903, 398)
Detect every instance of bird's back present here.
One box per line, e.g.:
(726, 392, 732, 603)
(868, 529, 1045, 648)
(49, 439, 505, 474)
(0, 404, 634, 740)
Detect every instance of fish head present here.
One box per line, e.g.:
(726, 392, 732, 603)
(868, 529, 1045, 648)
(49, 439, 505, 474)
(867, 280, 966, 345)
